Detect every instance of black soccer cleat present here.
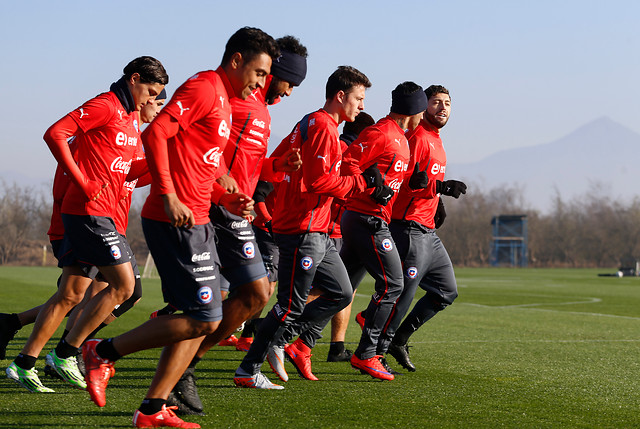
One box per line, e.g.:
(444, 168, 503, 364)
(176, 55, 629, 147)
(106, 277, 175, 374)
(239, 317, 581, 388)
(327, 348, 353, 362)
(166, 391, 205, 416)
(0, 313, 19, 360)
(378, 356, 402, 375)
(388, 343, 416, 372)
(172, 367, 205, 415)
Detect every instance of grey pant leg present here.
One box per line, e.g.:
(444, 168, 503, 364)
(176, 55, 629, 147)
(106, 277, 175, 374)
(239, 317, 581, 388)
(341, 210, 404, 360)
(377, 221, 433, 354)
(238, 233, 325, 374)
(278, 239, 353, 348)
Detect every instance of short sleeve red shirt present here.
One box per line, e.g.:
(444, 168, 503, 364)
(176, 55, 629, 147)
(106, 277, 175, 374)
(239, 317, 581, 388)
(141, 67, 234, 225)
(60, 92, 141, 218)
(392, 121, 446, 228)
(341, 116, 410, 223)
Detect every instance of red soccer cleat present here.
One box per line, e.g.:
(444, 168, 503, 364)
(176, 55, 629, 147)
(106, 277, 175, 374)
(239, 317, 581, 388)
(355, 311, 366, 330)
(133, 405, 201, 428)
(235, 336, 253, 352)
(350, 354, 394, 381)
(217, 334, 238, 347)
(285, 339, 318, 381)
(82, 339, 115, 407)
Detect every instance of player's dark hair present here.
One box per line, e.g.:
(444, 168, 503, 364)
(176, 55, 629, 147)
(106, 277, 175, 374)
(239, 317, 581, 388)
(222, 27, 280, 66)
(325, 65, 371, 100)
(425, 84, 450, 101)
(343, 111, 375, 137)
(123, 56, 169, 85)
(276, 35, 308, 58)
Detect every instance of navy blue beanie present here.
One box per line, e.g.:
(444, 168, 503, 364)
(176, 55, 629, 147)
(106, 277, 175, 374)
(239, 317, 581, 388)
(157, 88, 167, 100)
(391, 88, 427, 116)
(270, 50, 307, 86)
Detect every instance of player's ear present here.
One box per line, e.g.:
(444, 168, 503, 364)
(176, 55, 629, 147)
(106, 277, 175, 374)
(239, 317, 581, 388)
(129, 72, 140, 86)
(336, 90, 345, 104)
(230, 52, 243, 70)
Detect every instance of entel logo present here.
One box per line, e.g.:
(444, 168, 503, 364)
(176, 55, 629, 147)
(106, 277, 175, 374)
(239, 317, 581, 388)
(388, 178, 403, 191)
(394, 160, 408, 173)
(111, 157, 132, 174)
(192, 252, 211, 262)
(431, 163, 445, 175)
(252, 118, 266, 128)
(218, 120, 230, 139)
(203, 147, 222, 166)
(115, 132, 138, 147)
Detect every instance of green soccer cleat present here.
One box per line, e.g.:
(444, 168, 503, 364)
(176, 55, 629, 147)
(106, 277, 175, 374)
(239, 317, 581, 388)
(48, 350, 87, 389)
(6, 361, 55, 393)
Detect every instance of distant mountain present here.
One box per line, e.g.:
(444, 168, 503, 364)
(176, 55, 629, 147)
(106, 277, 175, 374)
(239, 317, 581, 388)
(447, 117, 640, 212)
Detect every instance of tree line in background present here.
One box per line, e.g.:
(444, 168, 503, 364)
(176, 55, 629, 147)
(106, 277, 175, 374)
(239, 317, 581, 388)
(2, 180, 640, 268)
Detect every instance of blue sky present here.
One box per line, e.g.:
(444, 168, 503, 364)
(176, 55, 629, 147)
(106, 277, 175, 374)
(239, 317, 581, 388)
(1, 0, 639, 183)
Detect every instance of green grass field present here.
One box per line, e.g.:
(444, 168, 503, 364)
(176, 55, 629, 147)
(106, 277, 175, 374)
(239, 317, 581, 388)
(1, 266, 639, 428)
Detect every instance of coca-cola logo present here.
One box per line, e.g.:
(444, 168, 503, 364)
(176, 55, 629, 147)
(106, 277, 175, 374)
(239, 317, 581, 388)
(203, 147, 222, 166)
(388, 178, 403, 191)
(230, 220, 249, 229)
(192, 251, 211, 262)
(110, 157, 132, 174)
(252, 118, 266, 128)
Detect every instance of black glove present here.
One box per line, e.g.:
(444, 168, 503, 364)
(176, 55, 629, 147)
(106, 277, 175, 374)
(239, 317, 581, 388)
(436, 180, 467, 198)
(370, 185, 394, 206)
(408, 162, 429, 190)
(361, 162, 384, 189)
(434, 198, 446, 228)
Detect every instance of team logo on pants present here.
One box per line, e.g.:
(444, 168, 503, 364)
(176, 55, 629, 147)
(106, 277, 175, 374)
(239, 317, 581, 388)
(110, 245, 122, 260)
(242, 242, 255, 259)
(381, 239, 393, 252)
(407, 266, 418, 279)
(300, 256, 313, 270)
(198, 286, 213, 304)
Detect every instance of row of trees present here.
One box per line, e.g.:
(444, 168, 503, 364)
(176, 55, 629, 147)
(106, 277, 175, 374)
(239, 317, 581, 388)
(2, 180, 640, 268)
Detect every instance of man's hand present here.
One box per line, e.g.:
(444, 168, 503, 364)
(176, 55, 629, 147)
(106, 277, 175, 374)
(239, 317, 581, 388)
(370, 185, 394, 206)
(408, 162, 429, 190)
(216, 174, 239, 193)
(162, 193, 195, 228)
(434, 198, 446, 228)
(220, 192, 255, 218)
(273, 148, 302, 172)
(361, 162, 383, 189)
(436, 180, 467, 198)
(81, 179, 107, 202)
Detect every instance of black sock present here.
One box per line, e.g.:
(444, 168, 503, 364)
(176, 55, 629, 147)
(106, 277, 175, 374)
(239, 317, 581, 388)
(241, 319, 256, 337)
(55, 339, 79, 359)
(329, 341, 345, 354)
(188, 356, 201, 369)
(87, 323, 107, 340)
(138, 398, 166, 415)
(96, 338, 121, 362)
(60, 329, 69, 342)
(9, 313, 22, 331)
(14, 354, 37, 370)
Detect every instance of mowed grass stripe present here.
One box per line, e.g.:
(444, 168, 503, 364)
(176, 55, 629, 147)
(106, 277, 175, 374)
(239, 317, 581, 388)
(1, 266, 639, 428)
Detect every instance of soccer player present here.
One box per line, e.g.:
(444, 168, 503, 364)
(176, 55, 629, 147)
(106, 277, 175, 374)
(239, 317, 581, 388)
(80, 27, 279, 428)
(383, 85, 467, 372)
(167, 35, 307, 415)
(0, 91, 167, 368)
(277, 112, 376, 365)
(340, 81, 427, 381)
(5, 56, 167, 393)
(234, 66, 378, 389)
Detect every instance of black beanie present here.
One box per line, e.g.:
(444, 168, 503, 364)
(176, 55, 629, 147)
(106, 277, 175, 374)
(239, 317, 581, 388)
(390, 87, 427, 116)
(270, 50, 307, 86)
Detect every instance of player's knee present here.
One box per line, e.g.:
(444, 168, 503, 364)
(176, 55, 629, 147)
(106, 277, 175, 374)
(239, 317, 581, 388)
(192, 319, 220, 336)
(245, 277, 271, 310)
